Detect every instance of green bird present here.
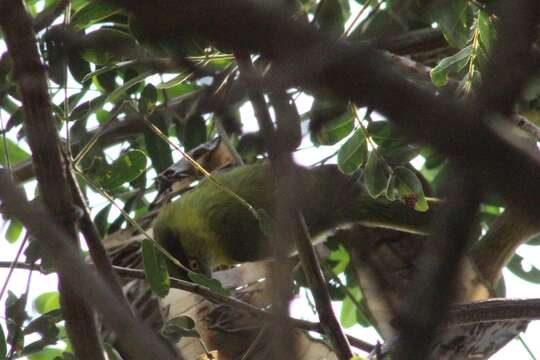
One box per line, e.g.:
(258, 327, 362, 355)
(153, 162, 433, 277)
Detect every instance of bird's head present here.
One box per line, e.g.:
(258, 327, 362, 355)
(152, 206, 214, 278)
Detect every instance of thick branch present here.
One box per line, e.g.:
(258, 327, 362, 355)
(0, 174, 177, 360)
(94, 0, 540, 218)
(394, 168, 481, 360)
(471, 207, 540, 286)
(0, 1, 104, 357)
(236, 53, 353, 359)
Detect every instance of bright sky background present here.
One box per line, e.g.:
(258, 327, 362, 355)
(1, 1, 540, 359)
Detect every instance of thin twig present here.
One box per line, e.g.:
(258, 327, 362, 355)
(113, 266, 375, 353)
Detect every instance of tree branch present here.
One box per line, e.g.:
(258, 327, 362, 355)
(0, 173, 177, 360)
(94, 0, 540, 216)
(0, 1, 104, 357)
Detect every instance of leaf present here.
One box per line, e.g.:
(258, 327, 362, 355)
(138, 83, 157, 116)
(394, 166, 429, 212)
(96, 150, 147, 190)
(106, 70, 152, 104)
(527, 233, 540, 246)
(27, 347, 65, 360)
(310, 98, 353, 145)
(0, 137, 30, 166)
(256, 208, 274, 238)
(384, 173, 396, 201)
(33, 292, 60, 315)
(340, 296, 357, 328)
(80, 29, 138, 65)
(507, 254, 540, 284)
(363, 151, 389, 198)
(104, 343, 123, 360)
(5, 219, 23, 244)
(477, 10, 495, 54)
(71, 2, 122, 31)
(430, 46, 472, 87)
(142, 239, 170, 297)
(177, 115, 206, 151)
(161, 316, 200, 343)
(337, 129, 367, 174)
(5, 292, 28, 351)
(340, 287, 362, 328)
(144, 112, 173, 173)
(366, 120, 407, 148)
(312, 111, 353, 145)
(328, 245, 350, 274)
(68, 53, 92, 85)
(316, 0, 344, 35)
(188, 272, 230, 296)
(429, 0, 472, 48)
(156, 73, 190, 89)
(93, 204, 112, 238)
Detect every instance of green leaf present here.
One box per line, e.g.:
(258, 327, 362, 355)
(312, 111, 353, 146)
(429, 0, 472, 48)
(71, 2, 122, 31)
(310, 99, 353, 145)
(508, 254, 540, 284)
(394, 166, 428, 212)
(5, 219, 23, 243)
(256, 208, 275, 238)
(104, 343, 123, 360)
(96, 150, 147, 190)
(337, 129, 367, 174)
(384, 173, 396, 201)
(156, 73, 190, 89)
(138, 84, 157, 116)
(142, 239, 170, 297)
(161, 316, 200, 343)
(316, 0, 344, 35)
(430, 46, 472, 87)
(175, 114, 207, 152)
(27, 347, 65, 360)
(33, 292, 60, 315)
(477, 10, 495, 54)
(340, 287, 362, 328)
(5, 292, 28, 351)
(366, 120, 407, 148)
(68, 53, 92, 85)
(363, 151, 389, 198)
(188, 272, 230, 296)
(93, 204, 112, 238)
(106, 71, 152, 104)
(81, 29, 138, 65)
(527, 233, 540, 246)
(328, 245, 350, 274)
(0, 137, 30, 166)
(144, 112, 173, 173)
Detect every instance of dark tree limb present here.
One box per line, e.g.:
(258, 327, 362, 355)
(0, 1, 104, 358)
(478, 0, 540, 115)
(471, 207, 540, 287)
(93, 0, 540, 218)
(236, 52, 353, 359)
(393, 168, 481, 360)
(0, 174, 177, 360)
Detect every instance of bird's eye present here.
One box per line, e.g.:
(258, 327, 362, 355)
(189, 259, 200, 271)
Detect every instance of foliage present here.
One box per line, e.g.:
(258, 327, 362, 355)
(0, 0, 539, 358)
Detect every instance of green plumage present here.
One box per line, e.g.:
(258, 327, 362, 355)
(153, 162, 432, 275)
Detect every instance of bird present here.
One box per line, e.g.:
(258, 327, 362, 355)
(152, 161, 434, 277)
